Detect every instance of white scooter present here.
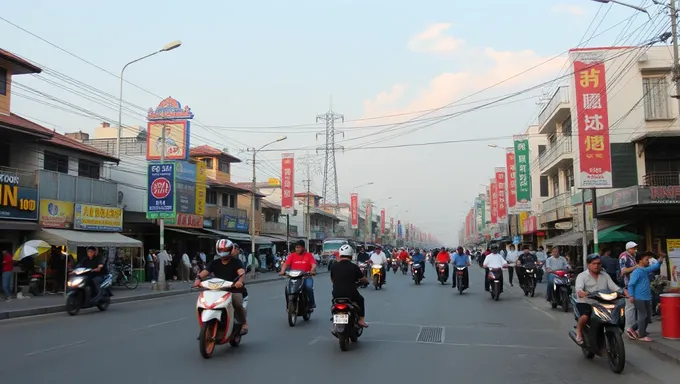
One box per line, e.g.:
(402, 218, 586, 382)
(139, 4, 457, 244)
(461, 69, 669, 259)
(196, 278, 248, 359)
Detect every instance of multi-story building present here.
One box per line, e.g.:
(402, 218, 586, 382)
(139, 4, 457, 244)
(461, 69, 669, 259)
(518, 124, 548, 246)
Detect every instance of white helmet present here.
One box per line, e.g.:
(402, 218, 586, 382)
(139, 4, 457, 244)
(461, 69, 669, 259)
(216, 238, 235, 258)
(338, 244, 354, 257)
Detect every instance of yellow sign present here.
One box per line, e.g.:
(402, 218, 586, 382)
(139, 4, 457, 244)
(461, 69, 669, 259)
(39, 199, 74, 228)
(268, 178, 280, 186)
(518, 211, 528, 232)
(195, 161, 207, 216)
(666, 239, 680, 288)
(74, 203, 123, 232)
(146, 121, 189, 161)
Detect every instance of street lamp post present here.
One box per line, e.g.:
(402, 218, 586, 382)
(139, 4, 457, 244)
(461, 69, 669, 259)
(249, 137, 287, 278)
(116, 40, 182, 158)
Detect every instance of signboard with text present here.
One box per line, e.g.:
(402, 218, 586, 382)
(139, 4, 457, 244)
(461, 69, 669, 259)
(146, 163, 176, 219)
(495, 167, 507, 221)
(0, 173, 38, 220)
(350, 193, 358, 229)
(281, 153, 294, 214)
(513, 135, 531, 211)
(506, 148, 517, 213)
(74, 203, 122, 232)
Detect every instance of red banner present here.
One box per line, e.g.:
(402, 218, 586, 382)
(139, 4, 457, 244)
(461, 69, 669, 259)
(495, 167, 507, 220)
(506, 148, 516, 212)
(281, 153, 294, 211)
(573, 55, 612, 187)
(490, 180, 498, 224)
(380, 209, 386, 234)
(350, 193, 359, 229)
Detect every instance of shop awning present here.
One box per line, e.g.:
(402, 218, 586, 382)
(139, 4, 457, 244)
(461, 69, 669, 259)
(165, 228, 213, 238)
(544, 230, 593, 246)
(201, 228, 252, 242)
(0, 220, 40, 231)
(597, 224, 643, 243)
(33, 228, 142, 248)
(259, 234, 288, 242)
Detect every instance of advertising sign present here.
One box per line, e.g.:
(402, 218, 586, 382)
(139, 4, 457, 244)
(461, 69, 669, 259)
(175, 161, 197, 182)
(176, 181, 196, 214)
(220, 214, 249, 232)
(513, 135, 531, 211)
(350, 193, 358, 229)
(166, 213, 203, 228)
(572, 51, 612, 188)
(146, 163, 176, 219)
(146, 121, 190, 161)
(281, 153, 295, 213)
(397, 220, 402, 238)
(74, 203, 123, 232)
(664, 239, 680, 288)
(39, 199, 74, 228)
(380, 209, 386, 234)
(0, 173, 38, 220)
(195, 161, 207, 216)
(506, 148, 517, 213)
(495, 167, 507, 221)
(490, 180, 498, 224)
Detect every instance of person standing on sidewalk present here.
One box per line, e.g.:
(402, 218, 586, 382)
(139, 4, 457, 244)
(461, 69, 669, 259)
(627, 251, 663, 341)
(181, 251, 191, 282)
(505, 244, 519, 286)
(619, 241, 639, 338)
(2, 250, 13, 300)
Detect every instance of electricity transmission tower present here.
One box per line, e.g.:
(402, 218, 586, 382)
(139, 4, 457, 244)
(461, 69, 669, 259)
(316, 104, 344, 209)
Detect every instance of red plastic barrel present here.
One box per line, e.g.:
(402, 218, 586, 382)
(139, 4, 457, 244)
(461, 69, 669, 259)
(660, 293, 680, 340)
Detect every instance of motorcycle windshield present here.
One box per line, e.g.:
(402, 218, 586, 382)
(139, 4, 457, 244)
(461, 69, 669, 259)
(287, 278, 303, 293)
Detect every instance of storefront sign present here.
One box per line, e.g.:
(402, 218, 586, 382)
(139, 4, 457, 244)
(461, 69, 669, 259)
(506, 148, 517, 213)
(203, 218, 213, 228)
(195, 161, 206, 216)
(597, 186, 638, 214)
(521, 216, 537, 234)
(0, 175, 38, 220)
(495, 167, 507, 220)
(490, 179, 498, 224)
(220, 214, 248, 232)
(350, 193, 358, 229)
(513, 135, 531, 211)
(573, 51, 612, 188)
(166, 213, 203, 228)
(176, 181, 196, 214)
(665, 239, 680, 288)
(281, 153, 294, 214)
(74, 203, 123, 232)
(175, 161, 196, 182)
(648, 186, 680, 204)
(147, 163, 176, 219)
(39, 199, 74, 228)
(147, 96, 194, 121)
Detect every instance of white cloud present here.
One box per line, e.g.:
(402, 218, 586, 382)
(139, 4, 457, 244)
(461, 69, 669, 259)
(551, 4, 586, 16)
(407, 23, 465, 54)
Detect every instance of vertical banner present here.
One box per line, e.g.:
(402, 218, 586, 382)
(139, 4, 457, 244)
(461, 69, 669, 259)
(390, 217, 394, 233)
(479, 195, 486, 231)
(490, 180, 498, 224)
(506, 148, 517, 213)
(513, 135, 531, 211)
(350, 193, 359, 229)
(146, 163, 176, 219)
(573, 52, 612, 187)
(195, 161, 207, 216)
(397, 220, 403, 238)
(380, 209, 386, 234)
(365, 203, 372, 236)
(495, 167, 507, 221)
(281, 153, 295, 213)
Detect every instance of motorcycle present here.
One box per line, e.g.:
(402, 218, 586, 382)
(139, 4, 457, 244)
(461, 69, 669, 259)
(331, 297, 364, 351)
(455, 267, 467, 294)
(520, 264, 537, 297)
(536, 261, 544, 282)
(392, 261, 399, 273)
(412, 262, 423, 285)
(488, 268, 503, 301)
(436, 263, 448, 284)
(358, 263, 369, 288)
(550, 269, 572, 312)
(274, 258, 282, 271)
(196, 278, 247, 359)
(65, 268, 113, 316)
(568, 290, 626, 374)
(29, 271, 45, 296)
(284, 270, 313, 326)
(400, 261, 408, 275)
(370, 264, 383, 290)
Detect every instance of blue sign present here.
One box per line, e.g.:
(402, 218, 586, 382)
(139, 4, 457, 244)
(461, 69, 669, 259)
(513, 236, 521, 245)
(146, 163, 176, 219)
(220, 214, 248, 232)
(175, 161, 197, 182)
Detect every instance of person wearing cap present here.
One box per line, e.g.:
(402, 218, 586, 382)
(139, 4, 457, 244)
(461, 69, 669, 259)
(619, 241, 639, 336)
(369, 245, 388, 285)
(76, 246, 106, 300)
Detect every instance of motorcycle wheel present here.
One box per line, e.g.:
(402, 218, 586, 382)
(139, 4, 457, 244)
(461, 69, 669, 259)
(287, 301, 297, 327)
(66, 293, 81, 316)
(124, 275, 139, 290)
(562, 294, 569, 312)
(373, 275, 380, 290)
(551, 298, 558, 309)
(606, 331, 626, 374)
(97, 295, 111, 311)
(303, 310, 311, 321)
(229, 333, 241, 347)
(493, 284, 500, 301)
(339, 334, 349, 351)
(530, 285, 535, 297)
(199, 321, 217, 359)
(581, 348, 595, 359)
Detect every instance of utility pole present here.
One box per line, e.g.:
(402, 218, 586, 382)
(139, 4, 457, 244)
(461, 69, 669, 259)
(302, 179, 312, 249)
(316, 100, 344, 211)
(156, 124, 168, 290)
(669, 0, 680, 112)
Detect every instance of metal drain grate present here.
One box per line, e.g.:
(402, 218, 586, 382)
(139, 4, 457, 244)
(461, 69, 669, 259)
(416, 326, 444, 343)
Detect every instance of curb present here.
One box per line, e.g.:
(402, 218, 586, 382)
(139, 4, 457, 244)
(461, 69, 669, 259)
(0, 271, 326, 321)
(634, 339, 680, 366)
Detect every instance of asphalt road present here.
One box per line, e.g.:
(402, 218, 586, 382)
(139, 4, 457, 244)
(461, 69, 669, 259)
(0, 265, 677, 383)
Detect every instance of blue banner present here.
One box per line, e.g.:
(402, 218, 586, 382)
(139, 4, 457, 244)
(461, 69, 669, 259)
(220, 214, 248, 232)
(397, 221, 403, 238)
(175, 161, 197, 182)
(146, 163, 176, 219)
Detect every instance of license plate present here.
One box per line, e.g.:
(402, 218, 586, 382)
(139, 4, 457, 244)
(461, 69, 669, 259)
(333, 314, 349, 324)
(458, 271, 464, 275)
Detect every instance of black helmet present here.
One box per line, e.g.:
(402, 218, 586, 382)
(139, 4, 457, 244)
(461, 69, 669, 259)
(294, 239, 306, 248)
(86, 246, 97, 251)
(489, 244, 499, 252)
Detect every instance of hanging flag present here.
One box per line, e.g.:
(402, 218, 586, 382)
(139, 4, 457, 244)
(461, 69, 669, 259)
(350, 193, 359, 229)
(495, 167, 507, 221)
(380, 209, 386, 234)
(281, 153, 294, 213)
(513, 135, 531, 211)
(506, 148, 516, 213)
(490, 179, 498, 224)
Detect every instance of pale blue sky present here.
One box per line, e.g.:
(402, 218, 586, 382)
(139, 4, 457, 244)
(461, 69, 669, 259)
(1, 0, 658, 241)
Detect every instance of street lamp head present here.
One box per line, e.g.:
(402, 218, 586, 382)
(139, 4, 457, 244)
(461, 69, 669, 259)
(367, 182, 375, 185)
(276, 136, 287, 142)
(487, 144, 499, 148)
(161, 41, 182, 52)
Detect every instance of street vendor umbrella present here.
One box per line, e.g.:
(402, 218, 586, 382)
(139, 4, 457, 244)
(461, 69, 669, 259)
(14, 240, 51, 261)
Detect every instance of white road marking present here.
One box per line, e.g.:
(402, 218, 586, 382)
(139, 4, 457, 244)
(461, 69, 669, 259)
(131, 317, 188, 331)
(349, 338, 571, 351)
(308, 336, 323, 345)
(24, 340, 88, 356)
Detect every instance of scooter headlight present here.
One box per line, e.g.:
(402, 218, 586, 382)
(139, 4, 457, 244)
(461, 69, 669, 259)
(68, 277, 85, 288)
(593, 306, 613, 323)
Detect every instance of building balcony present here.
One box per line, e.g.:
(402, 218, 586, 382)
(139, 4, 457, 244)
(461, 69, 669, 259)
(538, 136, 573, 174)
(538, 86, 571, 135)
(643, 171, 680, 186)
(262, 221, 286, 235)
(540, 192, 573, 223)
(222, 206, 248, 218)
(37, 170, 118, 206)
(0, 165, 37, 188)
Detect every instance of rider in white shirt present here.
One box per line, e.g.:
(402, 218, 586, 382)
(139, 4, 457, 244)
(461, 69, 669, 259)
(369, 246, 388, 285)
(483, 246, 508, 291)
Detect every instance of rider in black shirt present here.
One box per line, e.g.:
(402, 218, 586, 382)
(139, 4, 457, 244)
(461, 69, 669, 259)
(77, 246, 106, 299)
(331, 244, 368, 327)
(356, 246, 370, 263)
(516, 245, 538, 288)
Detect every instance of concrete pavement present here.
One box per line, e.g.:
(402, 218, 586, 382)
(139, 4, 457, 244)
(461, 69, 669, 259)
(0, 266, 677, 383)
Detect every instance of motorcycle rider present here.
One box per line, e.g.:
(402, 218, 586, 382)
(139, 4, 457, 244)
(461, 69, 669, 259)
(411, 248, 426, 277)
(515, 245, 538, 289)
(483, 245, 507, 291)
(573, 254, 621, 345)
(331, 244, 369, 328)
(545, 247, 569, 302)
(397, 247, 409, 267)
(77, 246, 106, 301)
(435, 247, 451, 279)
(279, 239, 317, 308)
(193, 239, 248, 334)
(356, 246, 370, 263)
(369, 245, 388, 285)
(452, 246, 470, 289)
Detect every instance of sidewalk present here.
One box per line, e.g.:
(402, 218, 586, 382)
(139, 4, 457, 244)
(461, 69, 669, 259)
(0, 270, 302, 321)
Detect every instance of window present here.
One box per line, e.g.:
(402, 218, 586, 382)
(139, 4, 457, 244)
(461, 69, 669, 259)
(77, 159, 100, 179)
(0, 67, 6, 96)
(218, 159, 230, 173)
(202, 158, 214, 169)
(538, 145, 546, 156)
(551, 174, 559, 196)
(43, 151, 69, 174)
(565, 167, 574, 190)
(206, 190, 217, 205)
(643, 76, 671, 120)
(539, 176, 550, 197)
(221, 193, 235, 208)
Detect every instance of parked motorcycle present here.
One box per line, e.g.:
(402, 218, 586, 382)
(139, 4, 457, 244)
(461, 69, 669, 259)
(358, 263, 369, 288)
(488, 268, 503, 301)
(331, 297, 364, 351)
(65, 268, 113, 316)
(568, 290, 626, 374)
(195, 278, 247, 359)
(550, 269, 572, 312)
(284, 270, 313, 326)
(520, 264, 537, 297)
(371, 264, 383, 290)
(455, 267, 467, 294)
(436, 263, 448, 284)
(412, 262, 423, 285)
(29, 271, 45, 296)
